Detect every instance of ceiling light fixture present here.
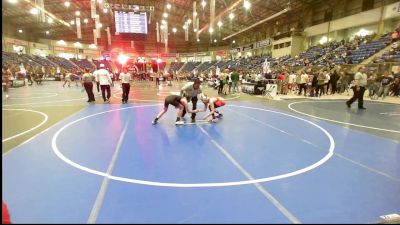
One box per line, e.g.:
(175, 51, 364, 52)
(30, 8, 38, 15)
(229, 12, 234, 20)
(64, 1, 70, 7)
(201, 1, 206, 8)
(166, 3, 171, 10)
(244, 0, 251, 10)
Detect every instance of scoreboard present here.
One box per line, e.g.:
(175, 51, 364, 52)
(114, 11, 148, 34)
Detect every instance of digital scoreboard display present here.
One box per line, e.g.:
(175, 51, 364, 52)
(114, 11, 148, 34)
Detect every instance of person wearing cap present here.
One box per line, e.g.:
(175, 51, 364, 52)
(197, 93, 226, 123)
(152, 95, 199, 125)
(180, 78, 202, 123)
(93, 64, 113, 103)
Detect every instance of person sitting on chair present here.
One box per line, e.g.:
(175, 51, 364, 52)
(197, 93, 226, 123)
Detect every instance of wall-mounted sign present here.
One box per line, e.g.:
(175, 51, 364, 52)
(256, 39, 272, 48)
(242, 44, 254, 51)
(104, 3, 154, 11)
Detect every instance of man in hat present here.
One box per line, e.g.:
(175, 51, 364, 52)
(93, 64, 113, 103)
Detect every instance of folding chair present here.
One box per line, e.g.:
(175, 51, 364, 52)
(263, 79, 277, 100)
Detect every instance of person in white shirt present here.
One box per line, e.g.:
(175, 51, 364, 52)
(119, 67, 132, 104)
(346, 67, 368, 109)
(93, 64, 113, 103)
(298, 71, 308, 96)
(288, 72, 297, 93)
(324, 71, 331, 95)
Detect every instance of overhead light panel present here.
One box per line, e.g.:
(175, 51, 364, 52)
(163, 12, 168, 18)
(70, 20, 75, 25)
(30, 8, 38, 15)
(103, 8, 108, 13)
(48, 17, 53, 23)
(84, 18, 89, 23)
(229, 12, 234, 20)
(18, 29, 23, 33)
(166, 3, 171, 10)
(201, 1, 206, 8)
(74, 42, 82, 48)
(57, 40, 66, 45)
(8, 0, 18, 4)
(244, 0, 251, 10)
(75, 11, 80, 16)
(217, 21, 223, 28)
(172, 27, 177, 33)
(45, 31, 49, 34)
(64, 1, 70, 7)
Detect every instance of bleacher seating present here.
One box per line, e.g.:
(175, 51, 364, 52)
(181, 62, 201, 73)
(71, 59, 96, 70)
(47, 56, 79, 70)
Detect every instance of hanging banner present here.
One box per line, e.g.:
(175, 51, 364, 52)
(95, 15, 101, 38)
(38, 0, 46, 23)
(160, 23, 164, 44)
(91, 0, 96, 19)
(106, 27, 111, 45)
(210, 0, 215, 27)
(185, 23, 189, 41)
(193, 1, 197, 31)
(164, 23, 168, 53)
(156, 22, 160, 42)
(99, 0, 104, 10)
(76, 17, 82, 39)
(93, 29, 98, 45)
